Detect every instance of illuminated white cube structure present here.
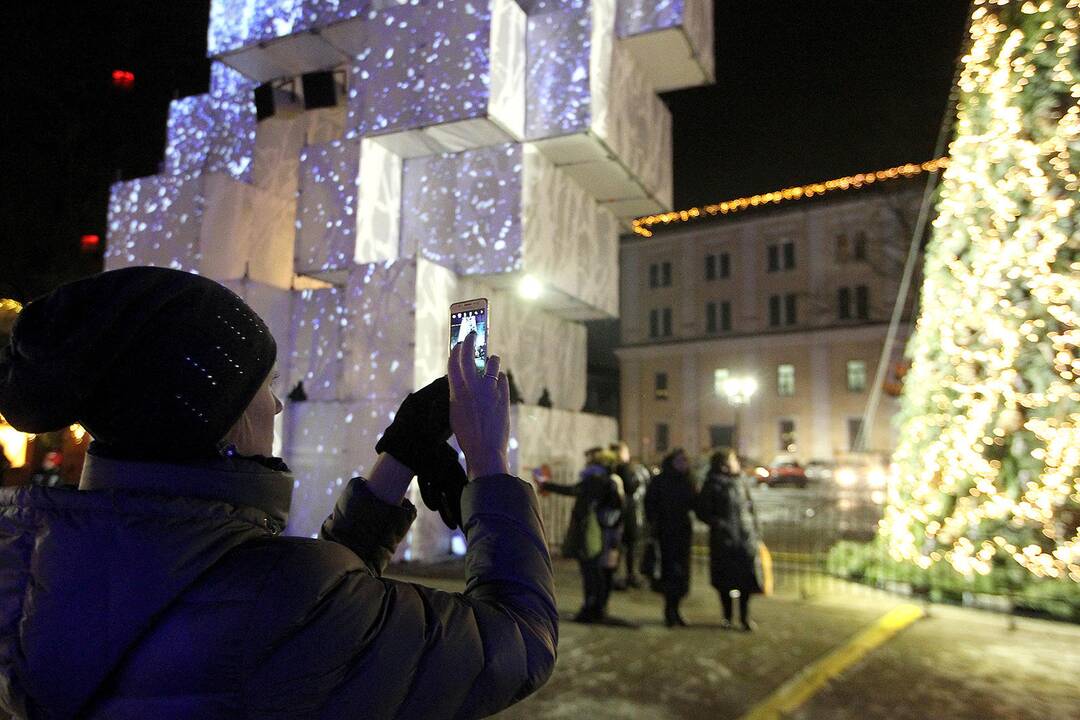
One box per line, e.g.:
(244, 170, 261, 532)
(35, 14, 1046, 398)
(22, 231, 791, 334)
(105, 0, 714, 554)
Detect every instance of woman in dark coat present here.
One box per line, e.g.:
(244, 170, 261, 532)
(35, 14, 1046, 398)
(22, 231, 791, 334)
(0, 268, 556, 719)
(696, 448, 763, 631)
(644, 448, 696, 627)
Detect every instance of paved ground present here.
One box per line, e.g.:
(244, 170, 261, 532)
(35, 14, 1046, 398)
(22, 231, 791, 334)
(388, 559, 1080, 720)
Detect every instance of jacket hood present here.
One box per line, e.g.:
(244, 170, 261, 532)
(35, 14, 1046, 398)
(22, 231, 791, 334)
(0, 449, 292, 718)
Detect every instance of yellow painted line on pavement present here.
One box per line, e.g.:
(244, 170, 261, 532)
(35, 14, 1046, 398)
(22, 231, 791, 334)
(739, 603, 924, 720)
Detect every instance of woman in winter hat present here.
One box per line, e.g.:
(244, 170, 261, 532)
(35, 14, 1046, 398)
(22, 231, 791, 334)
(0, 266, 555, 720)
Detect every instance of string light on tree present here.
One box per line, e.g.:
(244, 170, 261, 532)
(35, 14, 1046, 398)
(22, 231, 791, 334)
(883, 0, 1079, 583)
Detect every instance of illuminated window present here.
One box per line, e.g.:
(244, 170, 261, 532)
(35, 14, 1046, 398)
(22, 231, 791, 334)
(713, 367, 730, 396)
(847, 360, 867, 392)
(777, 364, 795, 396)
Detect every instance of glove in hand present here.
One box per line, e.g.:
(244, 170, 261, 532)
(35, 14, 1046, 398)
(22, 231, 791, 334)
(376, 376, 467, 529)
(376, 376, 452, 472)
(414, 442, 468, 529)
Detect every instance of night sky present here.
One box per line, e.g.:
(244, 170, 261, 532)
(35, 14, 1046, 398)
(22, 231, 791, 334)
(1, 1, 971, 301)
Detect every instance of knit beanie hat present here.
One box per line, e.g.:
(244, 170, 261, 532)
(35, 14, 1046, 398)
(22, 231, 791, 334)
(0, 267, 277, 460)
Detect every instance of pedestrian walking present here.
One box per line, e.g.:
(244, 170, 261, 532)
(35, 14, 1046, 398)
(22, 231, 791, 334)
(695, 448, 763, 631)
(542, 447, 624, 623)
(611, 441, 648, 590)
(644, 448, 696, 627)
(0, 267, 556, 719)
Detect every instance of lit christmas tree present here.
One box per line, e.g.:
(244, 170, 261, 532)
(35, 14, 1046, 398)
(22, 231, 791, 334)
(883, 0, 1079, 584)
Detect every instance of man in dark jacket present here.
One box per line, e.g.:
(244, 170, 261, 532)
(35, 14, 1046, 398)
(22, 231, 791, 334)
(0, 268, 556, 719)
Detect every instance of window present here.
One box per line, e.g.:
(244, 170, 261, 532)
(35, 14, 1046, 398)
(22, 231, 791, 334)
(779, 419, 797, 452)
(767, 245, 780, 272)
(661, 307, 672, 336)
(855, 285, 869, 319)
(713, 367, 730, 396)
(656, 423, 670, 454)
(768, 295, 781, 327)
(654, 372, 669, 400)
(847, 360, 867, 392)
(838, 287, 852, 320)
(649, 262, 672, 288)
(649, 309, 659, 338)
(783, 241, 795, 270)
(709, 425, 735, 450)
(848, 417, 865, 452)
(784, 294, 797, 325)
(836, 233, 850, 262)
(777, 364, 795, 396)
(706, 252, 731, 280)
(706, 302, 731, 333)
(853, 231, 868, 261)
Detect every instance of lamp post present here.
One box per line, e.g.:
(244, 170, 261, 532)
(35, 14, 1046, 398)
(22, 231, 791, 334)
(721, 375, 758, 457)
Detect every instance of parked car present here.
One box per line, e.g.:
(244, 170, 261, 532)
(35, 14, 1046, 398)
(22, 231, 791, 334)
(754, 454, 808, 488)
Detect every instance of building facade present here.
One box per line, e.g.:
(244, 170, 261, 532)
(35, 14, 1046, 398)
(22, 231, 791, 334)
(617, 183, 924, 465)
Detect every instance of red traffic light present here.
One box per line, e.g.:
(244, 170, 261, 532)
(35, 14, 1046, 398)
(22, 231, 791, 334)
(111, 69, 135, 91)
(80, 234, 101, 253)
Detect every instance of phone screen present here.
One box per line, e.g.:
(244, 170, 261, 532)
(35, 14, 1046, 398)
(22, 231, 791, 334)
(450, 305, 488, 371)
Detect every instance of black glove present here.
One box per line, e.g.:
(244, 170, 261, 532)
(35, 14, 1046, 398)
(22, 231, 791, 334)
(414, 442, 468, 530)
(376, 376, 452, 472)
(376, 376, 466, 529)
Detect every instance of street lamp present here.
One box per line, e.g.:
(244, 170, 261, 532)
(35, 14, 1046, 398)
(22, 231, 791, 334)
(721, 375, 757, 456)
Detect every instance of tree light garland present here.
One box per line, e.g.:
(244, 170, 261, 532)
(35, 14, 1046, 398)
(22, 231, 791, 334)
(883, 0, 1079, 582)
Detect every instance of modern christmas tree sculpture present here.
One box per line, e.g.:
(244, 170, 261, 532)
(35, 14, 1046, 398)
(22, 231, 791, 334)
(105, 0, 715, 555)
(884, 0, 1078, 584)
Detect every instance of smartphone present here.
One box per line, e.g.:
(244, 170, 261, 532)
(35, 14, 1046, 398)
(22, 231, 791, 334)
(449, 298, 490, 372)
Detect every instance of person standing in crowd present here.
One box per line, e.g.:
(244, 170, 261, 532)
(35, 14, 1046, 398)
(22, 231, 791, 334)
(542, 447, 624, 623)
(0, 267, 556, 719)
(696, 448, 763, 631)
(644, 448, 696, 627)
(610, 441, 647, 590)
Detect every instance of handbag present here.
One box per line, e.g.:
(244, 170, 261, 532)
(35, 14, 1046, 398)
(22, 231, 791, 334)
(756, 541, 774, 596)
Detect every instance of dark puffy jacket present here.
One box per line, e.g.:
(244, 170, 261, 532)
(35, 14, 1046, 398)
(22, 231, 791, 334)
(695, 471, 762, 594)
(0, 448, 557, 719)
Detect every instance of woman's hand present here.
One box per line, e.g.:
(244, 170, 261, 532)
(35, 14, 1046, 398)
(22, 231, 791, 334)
(449, 332, 510, 481)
